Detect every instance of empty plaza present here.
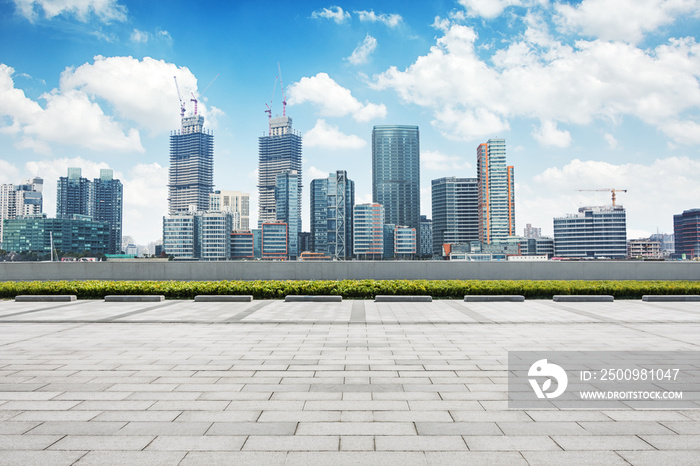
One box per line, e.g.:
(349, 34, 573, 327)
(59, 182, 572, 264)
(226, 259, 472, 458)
(0, 298, 698, 465)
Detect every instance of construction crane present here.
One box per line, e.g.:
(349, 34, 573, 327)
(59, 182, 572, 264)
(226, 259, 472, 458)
(190, 92, 198, 116)
(173, 76, 186, 119)
(277, 62, 287, 117)
(264, 76, 278, 135)
(577, 188, 628, 206)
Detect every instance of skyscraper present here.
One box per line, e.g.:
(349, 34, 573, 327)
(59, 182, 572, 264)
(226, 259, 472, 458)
(168, 114, 214, 214)
(90, 169, 123, 255)
(310, 170, 355, 259)
(258, 116, 302, 226)
(431, 177, 479, 254)
(210, 190, 250, 230)
(372, 125, 420, 246)
(275, 169, 301, 260)
(553, 205, 627, 259)
(353, 203, 384, 260)
(477, 139, 514, 244)
(674, 208, 700, 259)
(57, 167, 91, 218)
(0, 177, 43, 245)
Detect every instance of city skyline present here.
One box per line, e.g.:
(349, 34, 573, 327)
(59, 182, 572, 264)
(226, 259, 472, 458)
(1, 1, 700, 244)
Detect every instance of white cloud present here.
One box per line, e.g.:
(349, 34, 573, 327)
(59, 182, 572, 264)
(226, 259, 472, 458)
(121, 162, 167, 243)
(0, 160, 20, 183)
(458, 0, 522, 19)
(354, 10, 403, 27)
(372, 24, 700, 145)
(14, 0, 127, 23)
(311, 6, 350, 24)
(604, 133, 618, 149)
(532, 120, 572, 147)
(421, 150, 472, 171)
(304, 119, 366, 150)
(520, 157, 700, 236)
(554, 0, 700, 44)
(130, 28, 148, 43)
(288, 72, 386, 122)
(307, 166, 329, 180)
(346, 35, 377, 65)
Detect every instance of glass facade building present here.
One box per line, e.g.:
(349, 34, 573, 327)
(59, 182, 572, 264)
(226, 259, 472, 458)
(353, 203, 384, 260)
(258, 117, 302, 226)
(2, 214, 109, 254)
(309, 170, 355, 260)
(90, 169, 123, 254)
(168, 115, 214, 214)
(0, 177, 43, 246)
(394, 225, 417, 259)
(673, 208, 700, 259)
(57, 167, 91, 219)
(553, 206, 627, 259)
(198, 211, 233, 261)
(261, 221, 288, 260)
(419, 215, 432, 257)
(231, 231, 254, 259)
(372, 125, 420, 247)
(431, 177, 479, 255)
(477, 139, 515, 244)
(275, 170, 301, 260)
(162, 214, 198, 260)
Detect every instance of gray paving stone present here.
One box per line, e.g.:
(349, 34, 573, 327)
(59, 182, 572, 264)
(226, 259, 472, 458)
(552, 434, 655, 450)
(297, 422, 416, 436)
(73, 451, 186, 465)
(521, 451, 629, 465)
(0, 451, 87, 466)
(579, 421, 675, 435)
(639, 434, 700, 450)
(147, 435, 247, 451)
(286, 452, 428, 466)
(118, 421, 212, 435)
(242, 435, 339, 451)
(206, 422, 297, 436)
(425, 451, 528, 465)
(340, 435, 374, 451)
(416, 422, 501, 436)
(27, 421, 127, 435)
(92, 411, 181, 422)
(464, 435, 561, 451)
(0, 434, 63, 450)
(496, 421, 588, 436)
(617, 450, 700, 466)
(179, 451, 287, 466)
(376, 436, 467, 451)
(48, 435, 155, 451)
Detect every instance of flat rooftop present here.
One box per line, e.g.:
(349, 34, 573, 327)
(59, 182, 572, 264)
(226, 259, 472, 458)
(0, 299, 698, 465)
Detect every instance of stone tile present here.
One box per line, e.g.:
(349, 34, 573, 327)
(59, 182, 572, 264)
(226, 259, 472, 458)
(415, 422, 501, 436)
(149, 401, 229, 411)
(640, 434, 700, 450)
(617, 450, 700, 466)
(74, 451, 186, 465)
(27, 421, 127, 435)
(147, 435, 247, 451)
(286, 452, 427, 465)
(376, 436, 467, 451)
(579, 421, 675, 435)
(522, 451, 629, 465)
(243, 435, 339, 451)
(92, 410, 181, 422)
(661, 421, 700, 434)
(425, 451, 528, 465)
(49, 435, 155, 451)
(0, 434, 63, 450)
(304, 401, 408, 411)
(257, 410, 341, 422)
(340, 436, 374, 451)
(206, 422, 297, 436)
(179, 451, 287, 465)
(496, 421, 588, 435)
(297, 422, 415, 436)
(0, 451, 88, 466)
(464, 435, 561, 451)
(118, 421, 212, 435)
(526, 410, 612, 422)
(552, 435, 655, 451)
(0, 421, 41, 434)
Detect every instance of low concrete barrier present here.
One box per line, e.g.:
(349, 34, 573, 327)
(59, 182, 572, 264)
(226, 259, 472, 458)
(104, 295, 165, 302)
(285, 295, 342, 302)
(553, 295, 614, 302)
(375, 295, 432, 302)
(464, 295, 525, 302)
(642, 295, 700, 302)
(194, 295, 253, 302)
(14, 295, 76, 302)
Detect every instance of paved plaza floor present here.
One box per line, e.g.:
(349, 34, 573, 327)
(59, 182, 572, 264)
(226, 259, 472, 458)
(0, 298, 698, 465)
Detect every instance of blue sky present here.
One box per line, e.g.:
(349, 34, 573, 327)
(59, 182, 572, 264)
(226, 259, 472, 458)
(1, 0, 699, 245)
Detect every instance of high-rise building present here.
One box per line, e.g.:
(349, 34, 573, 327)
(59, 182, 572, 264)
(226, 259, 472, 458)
(3, 214, 109, 255)
(261, 221, 288, 260)
(431, 177, 479, 254)
(372, 125, 420, 247)
(197, 211, 234, 261)
(163, 213, 198, 260)
(477, 139, 514, 244)
(0, 177, 43, 245)
(258, 116, 302, 226)
(553, 205, 627, 259)
(419, 215, 432, 257)
(231, 231, 254, 259)
(168, 114, 214, 214)
(673, 208, 700, 259)
(353, 203, 384, 260)
(210, 190, 249, 230)
(523, 223, 541, 238)
(394, 225, 417, 260)
(383, 223, 395, 259)
(275, 170, 301, 260)
(310, 170, 355, 259)
(91, 169, 123, 254)
(57, 167, 91, 219)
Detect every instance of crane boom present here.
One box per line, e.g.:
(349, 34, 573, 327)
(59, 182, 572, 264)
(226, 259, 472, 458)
(277, 62, 287, 117)
(576, 188, 628, 206)
(173, 76, 186, 119)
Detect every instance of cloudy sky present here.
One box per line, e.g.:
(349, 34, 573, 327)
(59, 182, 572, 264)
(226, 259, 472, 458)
(1, 0, 699, 244)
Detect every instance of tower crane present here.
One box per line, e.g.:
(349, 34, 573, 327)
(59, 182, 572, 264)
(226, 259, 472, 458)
(576, 188, 628, 206)
(264, 76, 278, 135)
(173, 76, 186, 119)
(277, 62, 287, 117)
(190, 92, 198, 116)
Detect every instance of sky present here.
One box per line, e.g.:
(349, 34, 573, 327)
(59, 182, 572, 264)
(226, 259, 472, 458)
(1, 0, 699, 245)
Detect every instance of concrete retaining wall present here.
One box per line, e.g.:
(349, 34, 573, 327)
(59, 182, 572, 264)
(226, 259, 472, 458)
(0, 261, 698, 281)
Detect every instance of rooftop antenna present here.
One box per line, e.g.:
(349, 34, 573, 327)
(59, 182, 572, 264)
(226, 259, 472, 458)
(277, 62, 287, 117)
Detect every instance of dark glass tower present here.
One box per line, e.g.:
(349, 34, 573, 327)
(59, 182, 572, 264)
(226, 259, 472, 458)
(168, 115, 214, 214)
(431, 177, 479, 255)
(275, 169, 301, 260)
(372, 125, 420, 246)
(258, 116, 302, 227)
(56, 167, 91, 218)
(310, 170, 355, 259)
(91, 169, 123, 254)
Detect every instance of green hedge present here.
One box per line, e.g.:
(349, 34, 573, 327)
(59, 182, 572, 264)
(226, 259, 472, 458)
(1, 279, 699, 300)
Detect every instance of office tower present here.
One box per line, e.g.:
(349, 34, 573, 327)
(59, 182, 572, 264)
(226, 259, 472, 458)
(163, 214, 198, 259)
(0, 177, 43, 245)
(210, 190, 250, 230)
(523, 223, 541, 238)
(261, 221, 288, 259)
(91, 169, 123, 254)
(553, 205, 627, 259)
(419, 216, 432, 257)
(520, 237, 554, 256)
(3, 214, 109, 255)
(431, 177, 479, 254)
(258, 116, 302, 226)
(168, 114, 214, 214)
(394, 225, 417, 260)
(275, 170, 301, 260)
(477, 139, 514, 244)
(198, 211, 233, 261)
(674, 208, 700, 259)
(372, 125, 420, 246)
(57, 167, 91, 218)
(298, 232, 312, 254)
(310, 170, 355, 259)
(231, 231, 255, 259)
(383, 224, 395, 259)
(353, 203, 384, 260)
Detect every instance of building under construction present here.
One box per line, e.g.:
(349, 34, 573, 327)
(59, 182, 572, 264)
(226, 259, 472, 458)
(258, 116, 302, 226)
(168, 114, 214, 214)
